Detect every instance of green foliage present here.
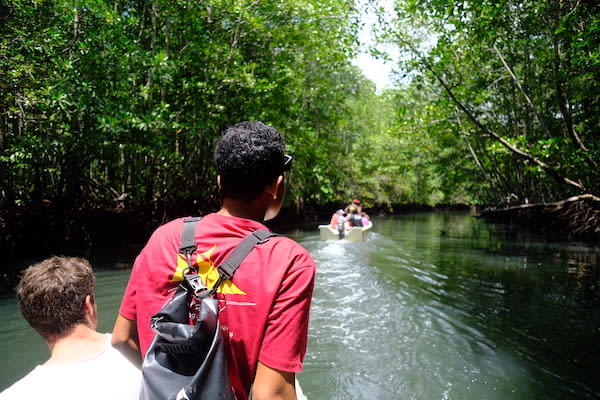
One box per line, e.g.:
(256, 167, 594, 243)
(0, 0, 365, 212)
(385, 0, 600, 205)
(2, 0, 597, 216)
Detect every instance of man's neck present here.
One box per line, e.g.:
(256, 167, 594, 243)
(218, 197, 266, 221)
(45, 325, 106, 365)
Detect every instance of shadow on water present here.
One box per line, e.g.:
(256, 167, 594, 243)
(299, 212, 600, 400)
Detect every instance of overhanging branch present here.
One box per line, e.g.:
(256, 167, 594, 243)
(394, 34, 586, 192)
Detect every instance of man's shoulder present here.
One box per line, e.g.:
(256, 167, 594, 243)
(0, 341, 141, 400)
(153, 217, 188, 234)
(265, 235, 315, 268)
(268, 235, 305, 250)
(145, 217, 188, 245)
(91, 335, 142, 396)
(0, 367, 42, 399)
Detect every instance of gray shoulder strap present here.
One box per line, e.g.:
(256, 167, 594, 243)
(218, 229, 276, 280)
(179, 218, 275, 282)
(179, 217, 201, 256)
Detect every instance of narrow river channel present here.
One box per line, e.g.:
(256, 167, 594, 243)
(1, 212, 599, 399)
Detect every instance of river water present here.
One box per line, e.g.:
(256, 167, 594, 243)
(1, 212, 599, 399)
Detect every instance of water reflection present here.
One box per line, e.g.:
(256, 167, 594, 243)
(300, 212, 600, 400)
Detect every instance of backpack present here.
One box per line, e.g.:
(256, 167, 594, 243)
(140, 217, 275, 400)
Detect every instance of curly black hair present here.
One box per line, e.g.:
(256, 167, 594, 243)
(215, 121, 286, 201)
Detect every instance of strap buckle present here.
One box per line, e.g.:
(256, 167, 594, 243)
(183, 274, 207, 296)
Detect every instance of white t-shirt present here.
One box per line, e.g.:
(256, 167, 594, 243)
(0, 334, 141, 400)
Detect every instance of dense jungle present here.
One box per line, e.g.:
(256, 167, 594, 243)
(1, 0, 599, 264)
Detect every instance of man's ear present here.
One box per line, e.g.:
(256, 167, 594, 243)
(263, 175, 285, 221)
(217, 175, 222, 189)
(84, 294, 98, 328)
(84, 295, 94, 312)
(268, 175, 284, 200)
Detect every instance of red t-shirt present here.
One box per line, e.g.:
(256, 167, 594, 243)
(119, 213, 316, 399)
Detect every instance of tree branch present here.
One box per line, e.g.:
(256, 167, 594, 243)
(492, 44, 553, 139)
(456, 112, 493, 186)
(550, 6, 597, 167)
(435, 68, 585, 190)
(394, 34, 586, 192)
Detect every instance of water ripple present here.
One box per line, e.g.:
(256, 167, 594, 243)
(301, 217, 600, 400)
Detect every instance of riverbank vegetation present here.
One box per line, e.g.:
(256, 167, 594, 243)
(1, 0, 598, 259)
(379, 0, 599, 241)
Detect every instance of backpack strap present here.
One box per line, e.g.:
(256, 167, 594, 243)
(208, 229, 276, 295)
(179, 217, 201, 268)
(218, 229, 275, 280)
(178, 218, 276, 294)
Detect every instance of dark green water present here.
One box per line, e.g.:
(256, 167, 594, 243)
(1, 212, 599, 399)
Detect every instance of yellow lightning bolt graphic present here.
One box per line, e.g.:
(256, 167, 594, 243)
(170, 245, 246, 295)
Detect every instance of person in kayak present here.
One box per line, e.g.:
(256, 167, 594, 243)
(347, 207, 364, 227)
(344, 198, 362, 215)
(329, 209, 346, 238)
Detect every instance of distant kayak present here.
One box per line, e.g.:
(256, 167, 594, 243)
(318, 221, 372, 242)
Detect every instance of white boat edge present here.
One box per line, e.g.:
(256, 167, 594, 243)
(318, 222, 372, 242)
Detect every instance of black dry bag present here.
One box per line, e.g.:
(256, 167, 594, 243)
(139, 217, 274, 400)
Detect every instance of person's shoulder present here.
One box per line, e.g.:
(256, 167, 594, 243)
(268, 234, 305, 250)
(103, 335, 142, 374)
(266, 235, 315, 266)
(146, 217, 188, 243)
(153, 217, 188, 234)
(0, 366, 43, 399)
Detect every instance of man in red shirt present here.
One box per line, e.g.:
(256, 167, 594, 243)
(112, 121, 316, 400)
